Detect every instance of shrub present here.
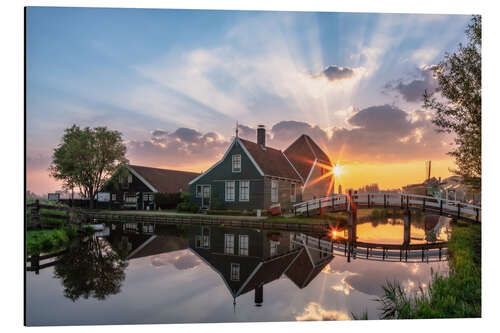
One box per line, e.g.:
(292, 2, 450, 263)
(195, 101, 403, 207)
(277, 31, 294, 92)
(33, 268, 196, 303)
(176, 202, 199, 213)
(154, 192, 183, 209)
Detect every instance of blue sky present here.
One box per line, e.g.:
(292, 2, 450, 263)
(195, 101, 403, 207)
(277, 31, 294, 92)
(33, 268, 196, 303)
(26, 7, 472, 193)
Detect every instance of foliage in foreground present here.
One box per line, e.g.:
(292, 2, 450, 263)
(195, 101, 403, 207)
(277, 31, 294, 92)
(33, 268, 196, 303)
(376, 223, 481, 319)
(423, 15, 481, 189)
(26, 228, 77, 255)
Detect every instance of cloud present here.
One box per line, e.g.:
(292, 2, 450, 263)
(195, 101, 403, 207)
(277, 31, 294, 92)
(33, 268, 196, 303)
(385, 65, 439, 103)
(295, 302, 350, 321)
(127, 104, 451, 169)
(316, 65, 356, 82)
(127, 128, 230, 170)
(150, 252, 202, 270)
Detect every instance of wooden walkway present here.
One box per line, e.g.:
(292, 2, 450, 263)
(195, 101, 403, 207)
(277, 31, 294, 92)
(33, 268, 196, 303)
(293, 193, 481, 223)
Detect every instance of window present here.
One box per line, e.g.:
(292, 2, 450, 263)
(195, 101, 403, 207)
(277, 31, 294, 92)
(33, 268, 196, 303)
(225, 181, 235, 201)
(271, 180, 279, 203)
(239, 235, 249, 256)
(195, 236, 201, 248)
(230, 263, 240, 281)
(196, 185, 202, 198)
(128, 174, 133, 183)
(270, 240, 279, 257)
(111, 193, 116, 201)
(291, 183, 296, 203)
(203, 235, 210, 249)
(239, 180, 250, 201)
(224, 234, 234, 254)
(232, 154, 241, 172)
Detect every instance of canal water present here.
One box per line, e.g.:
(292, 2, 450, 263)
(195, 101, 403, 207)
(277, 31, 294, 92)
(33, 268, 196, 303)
(26, 214, 450, 325)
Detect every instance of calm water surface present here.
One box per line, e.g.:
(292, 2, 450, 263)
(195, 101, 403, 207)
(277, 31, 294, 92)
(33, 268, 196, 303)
(26, 214, 450, 325)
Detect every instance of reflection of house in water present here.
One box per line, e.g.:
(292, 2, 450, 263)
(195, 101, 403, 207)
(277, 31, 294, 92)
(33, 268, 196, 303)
(285, 245, 332, 289)
(106, 223, 189, 260)
(186, 226, 333, 306)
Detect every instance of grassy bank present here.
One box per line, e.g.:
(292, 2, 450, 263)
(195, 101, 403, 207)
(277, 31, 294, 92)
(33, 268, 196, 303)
(26, 198, 78, 255)
(26, 228, 77, 255)
(376, 221, 481, 319)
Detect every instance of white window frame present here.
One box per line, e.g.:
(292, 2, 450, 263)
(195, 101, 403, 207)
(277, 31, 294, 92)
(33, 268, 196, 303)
(224, 234, 234, 255)
(232, 154, 241, 173)
(230, 263, 240, 281)
(290, 183, 296, 203)
(271, 180, 279, 203)
(225, 181, 235, 202)
(239, 180, 250, 202)
(239, 235, 249, 256)
(270, 240, 279, 257)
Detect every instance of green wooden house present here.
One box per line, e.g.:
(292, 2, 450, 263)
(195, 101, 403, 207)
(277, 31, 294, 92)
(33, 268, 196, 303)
(189, 125, 334, 211)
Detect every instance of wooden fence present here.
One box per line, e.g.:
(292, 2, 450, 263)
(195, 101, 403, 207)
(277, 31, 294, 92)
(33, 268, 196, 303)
(26, 200, 72, 229)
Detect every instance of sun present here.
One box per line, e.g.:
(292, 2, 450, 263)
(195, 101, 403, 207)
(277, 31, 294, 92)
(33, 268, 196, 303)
(332, 163, 344, 177)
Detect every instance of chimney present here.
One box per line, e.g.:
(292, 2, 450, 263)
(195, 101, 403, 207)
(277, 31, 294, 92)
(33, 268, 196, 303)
(257, 125, 266, 147)
(254, 285, 263, 306)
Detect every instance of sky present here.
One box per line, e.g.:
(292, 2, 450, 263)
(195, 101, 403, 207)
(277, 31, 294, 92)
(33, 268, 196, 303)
(26, 7, 472, 195)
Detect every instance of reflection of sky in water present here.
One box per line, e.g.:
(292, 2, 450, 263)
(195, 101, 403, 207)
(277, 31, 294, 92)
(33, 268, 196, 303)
(26, 247, 448, 325)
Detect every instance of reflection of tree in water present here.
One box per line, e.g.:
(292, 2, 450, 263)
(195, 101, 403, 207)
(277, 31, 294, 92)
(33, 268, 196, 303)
(53, 236, 128, 301)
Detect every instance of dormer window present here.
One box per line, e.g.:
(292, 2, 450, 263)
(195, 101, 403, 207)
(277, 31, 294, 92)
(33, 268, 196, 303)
(232, 154, 241, 172)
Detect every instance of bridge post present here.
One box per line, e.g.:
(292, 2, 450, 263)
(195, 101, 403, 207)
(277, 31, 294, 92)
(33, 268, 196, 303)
(457, 203, 461, 221)
(368, 194, 370, 208)
(401, 195, 404, 209)
(423, 197, 426, 211)
(384, 194, 387, 208)
(406, 195, 409, 210)
(440, 200, 443, 215)
(332, 196, 335, 211)
(319, 199, 322, 216)
(306, 202, 309, 217)
(476, 208, 479, 222)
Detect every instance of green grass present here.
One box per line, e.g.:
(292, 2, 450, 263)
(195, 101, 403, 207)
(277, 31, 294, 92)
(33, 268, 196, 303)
(374, 222, 481, 319)
(26, 228, 77, 255)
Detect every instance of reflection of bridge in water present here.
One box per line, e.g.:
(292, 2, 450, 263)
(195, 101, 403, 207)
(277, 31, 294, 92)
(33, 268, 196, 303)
(293, 192, 481, 223)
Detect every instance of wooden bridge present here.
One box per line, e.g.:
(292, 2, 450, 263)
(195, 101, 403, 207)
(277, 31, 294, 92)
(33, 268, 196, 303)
(293, 192, 481, 223)
(292, 233, 448, 263)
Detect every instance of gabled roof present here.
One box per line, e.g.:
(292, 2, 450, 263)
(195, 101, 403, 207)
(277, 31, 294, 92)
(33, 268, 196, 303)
(284, 135, 332, 181)
(285, 247, 333, 289)
(238, 138, 302, 181)
(128, 165, 200, 193)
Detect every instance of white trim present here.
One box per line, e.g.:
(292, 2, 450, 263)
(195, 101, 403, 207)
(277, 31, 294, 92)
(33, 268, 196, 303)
(237, 138, 265, 176)
(271, 179, 279, 203)
(126, 235, 157, 260)
(188, 139, 239, 185)
(225, 181, 236, 202)
(230, 263, 240, 281)
(282, 151, 304, 182)
(302, 159, 317, 194)
(188, 248, 237, 298)
(239, 180, 250, 202)
(126, 165, 158, 192)
(232, 154, 242, 173)
(236, 262, 263, 297)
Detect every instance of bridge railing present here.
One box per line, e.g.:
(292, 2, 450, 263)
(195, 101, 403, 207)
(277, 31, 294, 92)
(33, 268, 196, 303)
(293, 194, 347, 215)
(293, 192, 481, 222)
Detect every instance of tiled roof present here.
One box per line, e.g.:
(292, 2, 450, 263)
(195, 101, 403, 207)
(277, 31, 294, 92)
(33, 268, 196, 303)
(284, 135, 332, 181)
(238, 138, 302, 181)
(238, 249, 302, 296)
(129, 165, 200, 193)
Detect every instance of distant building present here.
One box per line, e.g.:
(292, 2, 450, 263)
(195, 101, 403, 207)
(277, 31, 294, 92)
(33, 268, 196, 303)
(402, 177, 441, 196)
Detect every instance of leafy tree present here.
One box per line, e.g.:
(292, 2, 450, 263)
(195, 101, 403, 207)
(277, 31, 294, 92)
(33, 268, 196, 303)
(423, 15, 481, 189)
(53, 236, 128, 301)
(49, 125, 128, 208)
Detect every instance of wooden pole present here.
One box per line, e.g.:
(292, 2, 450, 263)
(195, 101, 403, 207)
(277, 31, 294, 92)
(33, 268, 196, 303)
(423, 197, 426, 212)
(384, 194, 387, 208)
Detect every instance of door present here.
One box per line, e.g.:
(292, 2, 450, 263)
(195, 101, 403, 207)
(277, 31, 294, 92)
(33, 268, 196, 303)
(201, 185, 211, 208)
